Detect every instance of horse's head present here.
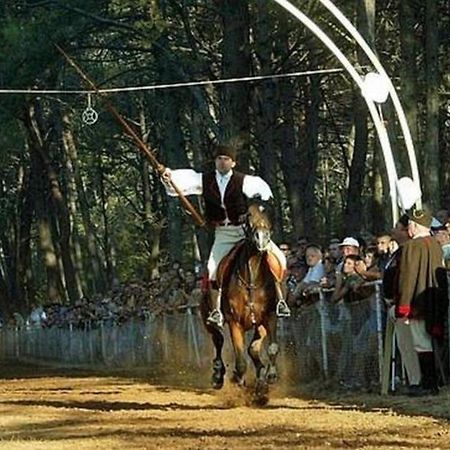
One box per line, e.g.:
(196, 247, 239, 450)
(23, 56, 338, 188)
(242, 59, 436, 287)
(245, 200, 272, 252)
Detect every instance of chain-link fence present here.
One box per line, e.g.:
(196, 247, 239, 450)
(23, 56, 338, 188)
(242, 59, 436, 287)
(0, 283, 388, 390)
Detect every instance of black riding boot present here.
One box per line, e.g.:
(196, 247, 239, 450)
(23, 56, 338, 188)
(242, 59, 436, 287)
(418, 351, 439, 395)
(206, 287, 224, 331)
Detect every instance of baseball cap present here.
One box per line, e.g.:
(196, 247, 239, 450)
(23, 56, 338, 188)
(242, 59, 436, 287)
(338, 237, 360, 247)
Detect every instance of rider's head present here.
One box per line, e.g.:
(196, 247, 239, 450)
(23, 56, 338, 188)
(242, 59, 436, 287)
(214, 144, 237, 175)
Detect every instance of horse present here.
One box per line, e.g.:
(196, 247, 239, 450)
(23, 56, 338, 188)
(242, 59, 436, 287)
(202, 201, 282, 405)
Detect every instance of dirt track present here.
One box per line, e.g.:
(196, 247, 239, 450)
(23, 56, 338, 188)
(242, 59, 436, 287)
(0, 362, 449, 449)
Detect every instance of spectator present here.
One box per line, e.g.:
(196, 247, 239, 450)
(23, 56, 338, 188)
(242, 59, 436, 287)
(431, 222, 450, 269)
(395, 209, 448, 396)
(435, 208, 449, 228)
(333, 237, 360, 300)
(295, 244, 325, 303)
(279, 242, 292, 259)
(375, 232, 393, 272)
(354, 246, 383, 282)
(28, 303, 46, 327)
(327, 238, 342, 263)
(286, 260, 306, 306)
(320, 255, 337, 288)
(332, 255, 365, 304)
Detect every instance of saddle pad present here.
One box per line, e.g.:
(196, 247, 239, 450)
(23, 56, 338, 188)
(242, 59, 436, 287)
(265, 251, 286, 283)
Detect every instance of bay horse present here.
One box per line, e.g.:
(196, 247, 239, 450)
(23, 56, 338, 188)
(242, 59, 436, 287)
(202, 201, 282, 404)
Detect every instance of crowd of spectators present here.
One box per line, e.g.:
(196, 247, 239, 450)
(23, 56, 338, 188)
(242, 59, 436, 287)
(2, 264, 204, 330)
(283, 207, 450, 311)
(2, 208, 449, 338)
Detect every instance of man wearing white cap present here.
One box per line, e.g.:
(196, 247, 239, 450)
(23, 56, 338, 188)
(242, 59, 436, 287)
(338, 237, 360, 256)
(162, 143, 290, 330)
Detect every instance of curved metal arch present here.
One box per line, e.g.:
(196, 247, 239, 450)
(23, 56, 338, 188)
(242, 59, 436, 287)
(272, 0, 418, 224)
(318, 0, 421, 209)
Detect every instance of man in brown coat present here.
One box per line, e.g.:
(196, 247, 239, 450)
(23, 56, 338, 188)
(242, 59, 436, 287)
(395, 209, 448, 395)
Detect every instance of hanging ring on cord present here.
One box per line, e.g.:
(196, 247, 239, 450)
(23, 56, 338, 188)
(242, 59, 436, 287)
(82, 93, 98, 125)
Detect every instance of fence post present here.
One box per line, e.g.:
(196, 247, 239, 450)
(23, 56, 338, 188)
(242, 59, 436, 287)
(374, 282, 384, 386)
(14, 326, 19, 358)
(161, 313, 169, 361)
(318, 288, 329, 379)
(187, 306, 201, 367)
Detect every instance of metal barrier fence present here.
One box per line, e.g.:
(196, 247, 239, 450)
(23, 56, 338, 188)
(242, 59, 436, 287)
(0, 284, 386, 390)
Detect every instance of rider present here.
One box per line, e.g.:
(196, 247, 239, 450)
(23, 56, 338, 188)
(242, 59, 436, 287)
(161, 143, 291, 330)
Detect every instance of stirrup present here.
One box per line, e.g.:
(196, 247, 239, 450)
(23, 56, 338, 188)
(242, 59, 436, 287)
(276, 300, 291, 317)
(206, 309, 224, 330)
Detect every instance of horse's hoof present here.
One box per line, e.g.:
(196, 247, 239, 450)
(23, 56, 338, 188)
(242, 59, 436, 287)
(267, 373, 278, 384)
(255, 379, 269, 395)
(253, 393, 269, 406)
(231, 373, 245, 387)
(266, 366, 278, 384)
(212, 379, 224, 390)
(253, 380, 269, 406)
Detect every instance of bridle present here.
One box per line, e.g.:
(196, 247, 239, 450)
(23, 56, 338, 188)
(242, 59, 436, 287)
(244, 204, 272, 253)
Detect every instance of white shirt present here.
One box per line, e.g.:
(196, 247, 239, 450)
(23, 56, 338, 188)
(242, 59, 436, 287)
(216, 170, 232, 204)
(164, 168, 273, 201)
(302, 261, 326, 284)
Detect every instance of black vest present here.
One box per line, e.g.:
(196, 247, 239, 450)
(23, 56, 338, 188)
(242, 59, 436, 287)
(202, 171, 247, 225)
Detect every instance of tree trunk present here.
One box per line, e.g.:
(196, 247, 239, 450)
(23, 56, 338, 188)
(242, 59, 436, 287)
(24, 103, 65, 303)
(153, 34, 190, 263)
(399, 1, 420, 151)
(423, 0, 440, 207)
(275, 17, 304, 237)
(344, 0, 375, 235)
(302, 46, 321, 238)
(253, 0, 281, 238)
(14, 165, 35, 310)
(217, 0, 251, 166)
(138, 101, 163, 280)
(97, 159, 119, 289)
(32, 102, 80, 304)
(57, 109, 85, 300)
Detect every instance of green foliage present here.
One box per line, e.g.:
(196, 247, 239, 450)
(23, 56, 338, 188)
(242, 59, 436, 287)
(0, 0, 448, 311)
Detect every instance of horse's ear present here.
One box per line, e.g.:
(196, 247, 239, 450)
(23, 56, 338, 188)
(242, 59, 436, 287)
(248, 195, 264, 208)
(248, 196, 274, 226)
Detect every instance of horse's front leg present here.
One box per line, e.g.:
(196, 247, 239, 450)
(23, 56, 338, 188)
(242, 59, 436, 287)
(249, 324, 269, 405)
(248, 324, 267, 380)
(229, 321, 247, 386)
(209, 326, 225, 389)
(266, 314, 279, 384)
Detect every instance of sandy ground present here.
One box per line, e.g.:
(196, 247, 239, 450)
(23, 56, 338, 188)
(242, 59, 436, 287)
(0, 362, 449, 449)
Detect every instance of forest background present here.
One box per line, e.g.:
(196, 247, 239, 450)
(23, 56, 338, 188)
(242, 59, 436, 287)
(0, 0, 449, 314)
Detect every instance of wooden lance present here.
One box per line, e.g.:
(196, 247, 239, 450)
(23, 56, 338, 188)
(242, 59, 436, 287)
(56, 45, 206, 227)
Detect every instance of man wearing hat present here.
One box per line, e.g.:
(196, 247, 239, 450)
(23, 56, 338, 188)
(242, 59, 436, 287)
(394, 209, 448, 395)
(162, 143, 290, 330)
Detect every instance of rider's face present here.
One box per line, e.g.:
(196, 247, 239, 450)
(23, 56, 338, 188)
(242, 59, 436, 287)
(215, 155, 236, 175)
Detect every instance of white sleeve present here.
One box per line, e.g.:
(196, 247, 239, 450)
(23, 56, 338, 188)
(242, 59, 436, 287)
(164, 169, 203, 197)
(242, 175, 273, 201)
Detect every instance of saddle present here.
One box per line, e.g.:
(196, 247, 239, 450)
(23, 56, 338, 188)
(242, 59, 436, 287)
(216, 241, 285, 287)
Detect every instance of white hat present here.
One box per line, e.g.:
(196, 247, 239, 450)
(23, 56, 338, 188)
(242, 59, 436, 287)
(338, 237, 360, 247)
(396, 177, 422, 210)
